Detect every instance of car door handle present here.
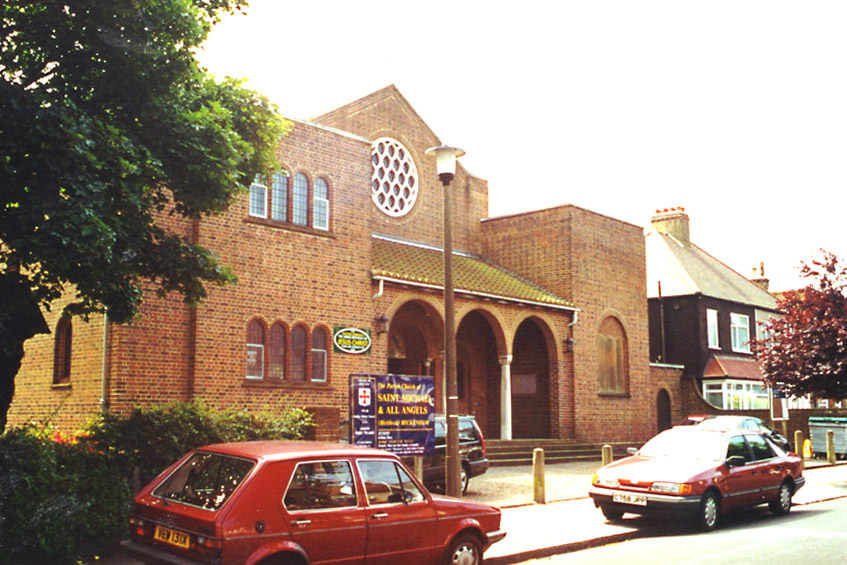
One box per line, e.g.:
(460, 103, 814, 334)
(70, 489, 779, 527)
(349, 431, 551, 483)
(291, 519, 311, 527)
(370, 513, 389, 519)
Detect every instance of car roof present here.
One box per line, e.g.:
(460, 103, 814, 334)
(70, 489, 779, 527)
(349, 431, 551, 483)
(666, 424, 746, 438)
(195, 441, 398, 463)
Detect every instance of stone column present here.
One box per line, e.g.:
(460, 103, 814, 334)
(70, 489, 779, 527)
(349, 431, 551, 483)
(499, 355, 513, 440)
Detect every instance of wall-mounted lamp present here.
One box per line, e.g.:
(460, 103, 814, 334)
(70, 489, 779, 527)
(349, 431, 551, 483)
(563, 337, 575, 354)
(374, 314, 390, 335)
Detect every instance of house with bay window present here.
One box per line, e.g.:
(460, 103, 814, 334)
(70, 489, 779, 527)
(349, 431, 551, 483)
(645, 208, 781, 410)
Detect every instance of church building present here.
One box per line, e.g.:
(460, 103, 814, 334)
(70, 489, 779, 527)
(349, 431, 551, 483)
(10, 86, 666, 443)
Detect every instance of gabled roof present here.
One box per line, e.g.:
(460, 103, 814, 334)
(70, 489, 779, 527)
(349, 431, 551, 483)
(645, 231, 778, 311)
(372, 235, 575, 311)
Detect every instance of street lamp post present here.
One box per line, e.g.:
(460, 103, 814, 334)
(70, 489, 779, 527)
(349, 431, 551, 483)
(426, 144, 465, 498)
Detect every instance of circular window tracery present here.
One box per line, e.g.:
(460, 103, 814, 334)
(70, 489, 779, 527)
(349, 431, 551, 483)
(371, 137, 418, 217)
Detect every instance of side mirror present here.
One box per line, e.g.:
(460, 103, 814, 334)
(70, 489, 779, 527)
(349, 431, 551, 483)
(627, 447, 638, 456)
(725, 455, 746, 468)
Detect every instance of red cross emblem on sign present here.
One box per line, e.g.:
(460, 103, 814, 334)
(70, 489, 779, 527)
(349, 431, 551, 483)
(358, 387, 371, 407)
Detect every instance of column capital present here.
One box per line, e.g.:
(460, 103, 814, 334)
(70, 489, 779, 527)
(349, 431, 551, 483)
(498, 354, 513, 366)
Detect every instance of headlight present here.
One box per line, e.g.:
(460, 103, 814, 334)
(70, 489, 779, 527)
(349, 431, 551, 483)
(592, 474, 620, 488)
(650, 482, 692, 495)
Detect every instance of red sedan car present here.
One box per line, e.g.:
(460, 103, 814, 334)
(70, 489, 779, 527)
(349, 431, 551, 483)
(589, 426, 805, 531)
(121, 441, 505, 565)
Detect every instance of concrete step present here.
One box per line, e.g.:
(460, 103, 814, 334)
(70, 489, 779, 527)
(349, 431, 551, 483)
(485, 439, 638, 467)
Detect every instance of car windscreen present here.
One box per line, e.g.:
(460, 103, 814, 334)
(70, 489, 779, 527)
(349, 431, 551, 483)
(153, 451, 255, 511)
(637, 429, 726, 463)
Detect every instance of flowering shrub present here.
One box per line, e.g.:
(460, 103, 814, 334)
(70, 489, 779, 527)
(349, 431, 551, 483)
(0, 401, 314, 563)
(0, 425, 131, 564)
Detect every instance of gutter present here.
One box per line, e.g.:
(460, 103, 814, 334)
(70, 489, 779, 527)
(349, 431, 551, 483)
(371, 275, 579, 313)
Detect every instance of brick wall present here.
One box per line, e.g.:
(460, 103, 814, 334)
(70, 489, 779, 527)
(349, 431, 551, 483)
(481, 205, 651, 442)
(10, 87, 663, 449)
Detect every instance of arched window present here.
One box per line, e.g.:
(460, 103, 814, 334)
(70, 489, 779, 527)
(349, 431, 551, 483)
(313, 177, 329, 230)
(53, 316, 73, 385)
(291, 325, 308, 382)
(311, 327, 328, 382)
(246, 320, 265, 379)
(271, 171, 289, 222)
(269, 322, 286, 380)
(249, 174, 268, 218)
(597, 316, 629, 395)
(292, 173, 309, 226)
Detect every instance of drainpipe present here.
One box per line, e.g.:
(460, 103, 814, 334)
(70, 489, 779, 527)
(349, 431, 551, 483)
(100, 309, 109, 416)
(372, 278, 384, 300)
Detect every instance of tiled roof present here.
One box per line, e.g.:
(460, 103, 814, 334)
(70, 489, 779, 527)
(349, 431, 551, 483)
(372, 235, 574, 310)
(645, 232, 778, 310)
(702, 354, 764, 382)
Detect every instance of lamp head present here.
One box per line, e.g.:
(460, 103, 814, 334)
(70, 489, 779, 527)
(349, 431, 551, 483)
(426, 145, 465, 184)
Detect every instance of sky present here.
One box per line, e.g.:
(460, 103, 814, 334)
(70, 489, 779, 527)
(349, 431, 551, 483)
(196, 0, 847, 293)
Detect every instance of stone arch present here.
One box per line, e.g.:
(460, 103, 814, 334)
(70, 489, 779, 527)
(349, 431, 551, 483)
(384, 298, 443, 385)
(455, 307, 509, 435)
(509, 314, 558, 439)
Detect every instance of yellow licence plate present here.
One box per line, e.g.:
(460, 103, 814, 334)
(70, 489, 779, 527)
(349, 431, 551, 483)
(154, 525, 190, 549)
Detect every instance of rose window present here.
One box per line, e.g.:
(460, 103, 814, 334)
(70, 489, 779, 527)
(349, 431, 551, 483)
(371, 137, 418, 217)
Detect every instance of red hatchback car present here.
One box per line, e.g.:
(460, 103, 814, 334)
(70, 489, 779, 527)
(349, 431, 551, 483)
(121, 441, 505, 565)
(589, 426, 805, 531)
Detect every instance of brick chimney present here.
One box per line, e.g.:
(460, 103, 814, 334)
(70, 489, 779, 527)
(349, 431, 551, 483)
(651, 207, 690, 247)
(750, 262, 770, 292)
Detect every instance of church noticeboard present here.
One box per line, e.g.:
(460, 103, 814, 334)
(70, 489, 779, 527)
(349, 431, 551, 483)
(350, 374, 435, 456)
(333, 327, 372, 354)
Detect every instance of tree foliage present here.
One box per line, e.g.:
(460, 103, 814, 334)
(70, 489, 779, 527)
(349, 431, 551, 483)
(0, 1, 288, 428)
(755, 251, 847, 399)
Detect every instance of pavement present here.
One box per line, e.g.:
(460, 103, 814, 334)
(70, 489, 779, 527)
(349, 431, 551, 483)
(467, 458, 847, 564)
(94, 458, 847, 564)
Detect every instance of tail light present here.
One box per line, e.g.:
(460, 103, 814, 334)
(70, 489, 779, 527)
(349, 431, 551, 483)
(474, 420, 486, 457)
(195, 535, 223, 558)
(128, 516, 148, 538)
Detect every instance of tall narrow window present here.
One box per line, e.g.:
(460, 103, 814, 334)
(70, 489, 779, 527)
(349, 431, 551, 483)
(249, 175, 267, 218)
(707, 309, 719, 349)
(246, 320, 265, 379)
(311, 327, 327, 382)
(53, 316, 73, 384)
(291, 325, 307, 382)
(271, 171, 288, 221)
(597, 316, 629, 395)
(730, 313, 751, 353)
(292, 173, 309, 226)
(313, 177, 329, 230)
(269, 323, 286, 380)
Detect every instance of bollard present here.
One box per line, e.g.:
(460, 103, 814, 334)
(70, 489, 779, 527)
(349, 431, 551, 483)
(795, 430, 805, 470)
(533, 448, 546, 504)
(602, 444, 613, 467)
(827, 430, 836, 465)
(414, 456, 424, 483)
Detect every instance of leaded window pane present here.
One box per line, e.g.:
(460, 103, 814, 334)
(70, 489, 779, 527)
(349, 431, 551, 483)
(313, 178, 329, 230)
(246, 320, 264, 379)
(291, 325, 307, 382)
(269, 323, 286, 379)
(271, 171, 288, 221)
(292, 173, 308, 226)
(249, 175, 267, 218)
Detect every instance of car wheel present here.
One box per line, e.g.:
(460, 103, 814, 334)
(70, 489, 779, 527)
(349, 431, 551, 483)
(444, 533, 482, 565)
(695, 491, 720, 532)
(601, 505, 625, 522)
(460, 465, 469, 494)
(769, 481, 793, 516)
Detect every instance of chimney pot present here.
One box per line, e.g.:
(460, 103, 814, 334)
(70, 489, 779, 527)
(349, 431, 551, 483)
(652, 207, 691, 246)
